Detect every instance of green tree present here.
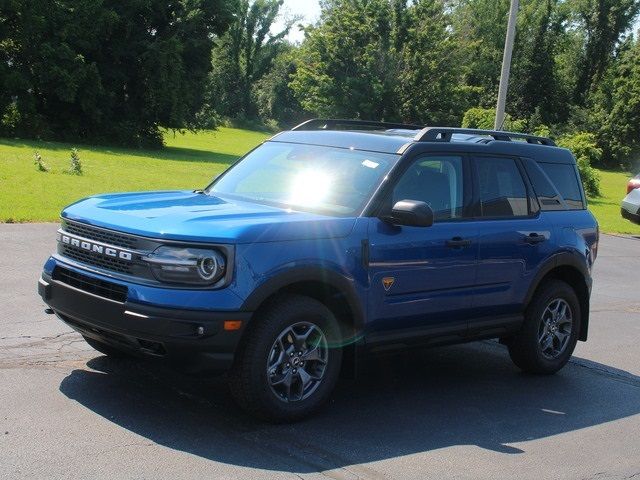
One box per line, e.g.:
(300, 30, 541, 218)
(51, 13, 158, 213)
(598, 37, 640, 169)
(508, 0, 569, 124)
(450, 0, 511, 108)
(570, 0, 639, 103)
(253, 45, 306, 126)
(396, 0, 470, 125)
(290, 0, 400, 119)
(209, 0, 295, 120)
(461, 107, 525, 132)
(452, 0, 573, 124)
(0, 0, 234, 146)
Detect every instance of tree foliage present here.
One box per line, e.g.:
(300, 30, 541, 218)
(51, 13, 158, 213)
(290, 0, 399, 119)
(0, 0, 235, 146)
(597, 36, 640, 169)
(395, 0, 470, 125)
(557, 132, 601, 196)
(570, 0, 639, 103)
(289, 0, 468, 124)
(461, 107, 525, 132)
(508, 0, 569, 124)
(450, 0, 511, 108)
(208, 0, 294, 121)
(2, 0, 640, 176)
(252, 45, 306, 127)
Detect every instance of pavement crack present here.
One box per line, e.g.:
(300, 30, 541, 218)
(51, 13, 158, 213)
(85, 440, 156, 459)
(0, 332, 75, 341)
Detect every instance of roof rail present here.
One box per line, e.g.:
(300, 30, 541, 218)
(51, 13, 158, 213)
(414, 127, 556, 146)
(292, 118, 425, 132)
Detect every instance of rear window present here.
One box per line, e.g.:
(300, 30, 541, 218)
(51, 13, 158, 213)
(538, 163, 585, 210)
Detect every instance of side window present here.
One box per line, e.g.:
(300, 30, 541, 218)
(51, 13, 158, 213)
(476, 157, 530, 217)
(539, 162, 585, 210)
(522, 159, 566, 211)
(392, 155, 464, 221)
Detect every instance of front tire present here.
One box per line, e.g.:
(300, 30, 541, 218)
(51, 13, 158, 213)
(228, 295, 343, 422)
(508, 279, 580, 374)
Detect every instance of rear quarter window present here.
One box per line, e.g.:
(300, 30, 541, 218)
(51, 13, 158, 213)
(538, 162, 585, 210)
(522, 160, 565, 211)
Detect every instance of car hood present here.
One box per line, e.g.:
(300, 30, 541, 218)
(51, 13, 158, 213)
(61, 190, 357, 244)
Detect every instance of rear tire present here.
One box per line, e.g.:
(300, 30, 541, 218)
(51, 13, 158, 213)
(508, 279, 580, 374)
(228, 295, 343, 422)
(83, 335, 131, 358)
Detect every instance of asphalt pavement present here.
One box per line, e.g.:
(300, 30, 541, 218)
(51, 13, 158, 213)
(1, 223, 639, 479)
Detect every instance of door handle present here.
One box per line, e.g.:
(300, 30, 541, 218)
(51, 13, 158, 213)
(446, 237, 472, 248)
(524, 232, 546, 244)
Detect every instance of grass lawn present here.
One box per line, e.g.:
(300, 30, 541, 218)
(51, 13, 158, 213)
(1, 128, 639, 235)
(588, 169, 640, 235)
(0, 128, 269, 222)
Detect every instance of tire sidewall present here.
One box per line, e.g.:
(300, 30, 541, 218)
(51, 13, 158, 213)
(526, 281, 581, 370)
(242, 298, 343, 420)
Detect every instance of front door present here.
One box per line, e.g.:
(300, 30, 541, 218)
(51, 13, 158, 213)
(366, 154, 478, 345)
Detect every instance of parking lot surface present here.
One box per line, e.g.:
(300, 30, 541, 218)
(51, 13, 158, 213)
(1, 223, 639, 479)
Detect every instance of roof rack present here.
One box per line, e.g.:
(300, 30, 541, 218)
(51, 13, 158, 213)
(292, 118, 425, 132)
(291, 119, 557, 147)
(414, 127, 556, 146)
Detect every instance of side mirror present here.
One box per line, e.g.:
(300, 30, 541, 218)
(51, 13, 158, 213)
(385, 200, 434, 227)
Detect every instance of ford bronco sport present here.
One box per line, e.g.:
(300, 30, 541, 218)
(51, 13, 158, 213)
(38, 119, 599, 421)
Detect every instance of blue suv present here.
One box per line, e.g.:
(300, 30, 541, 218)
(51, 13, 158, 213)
(38, 119, 599, 421)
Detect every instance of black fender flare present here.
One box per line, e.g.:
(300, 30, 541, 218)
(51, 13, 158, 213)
(241, 266, 366, 334)
(524, 251, 592, 340)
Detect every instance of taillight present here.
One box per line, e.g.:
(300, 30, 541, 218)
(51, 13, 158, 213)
(628, 177, 640, 194)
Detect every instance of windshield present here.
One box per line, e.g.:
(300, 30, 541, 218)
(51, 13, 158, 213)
(206, 142, 399, 215)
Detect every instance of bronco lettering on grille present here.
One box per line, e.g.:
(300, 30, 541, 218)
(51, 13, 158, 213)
(56, 231, 133, 262)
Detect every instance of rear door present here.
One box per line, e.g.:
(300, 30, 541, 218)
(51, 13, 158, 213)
(366, 154, 478, 345)
(470, 155, 555, 331)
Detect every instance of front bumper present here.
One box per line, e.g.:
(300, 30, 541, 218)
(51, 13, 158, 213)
(621, 206, 640, 225)
(38, 266, 252, 372)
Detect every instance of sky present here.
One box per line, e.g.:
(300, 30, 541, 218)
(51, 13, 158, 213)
(274, 0, 321, 43)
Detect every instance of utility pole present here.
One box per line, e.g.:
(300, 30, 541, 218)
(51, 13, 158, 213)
(495, 0, 519, 131)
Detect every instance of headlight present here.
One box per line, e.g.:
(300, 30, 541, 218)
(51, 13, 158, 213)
(144, 246, 226, 286)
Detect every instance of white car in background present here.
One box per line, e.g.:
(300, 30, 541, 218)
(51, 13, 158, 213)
(621, 173, 640, 224)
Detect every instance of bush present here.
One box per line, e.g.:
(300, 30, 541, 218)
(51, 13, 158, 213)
(461, 107, 526, 132)
(66, 148, 83, 176)
(33, 151, 49, 172)
(532, 124, 552, 138)
(557, 133, 601, 197)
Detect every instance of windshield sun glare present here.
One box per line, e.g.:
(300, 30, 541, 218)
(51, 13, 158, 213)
(288, 169, 333, 208)
(207, 142, 398, 216)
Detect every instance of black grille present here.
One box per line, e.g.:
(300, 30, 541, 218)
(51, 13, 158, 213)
(63, 221, 139, 249)
(60, 244, 133, 274)
(53, 266, 128, 302)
